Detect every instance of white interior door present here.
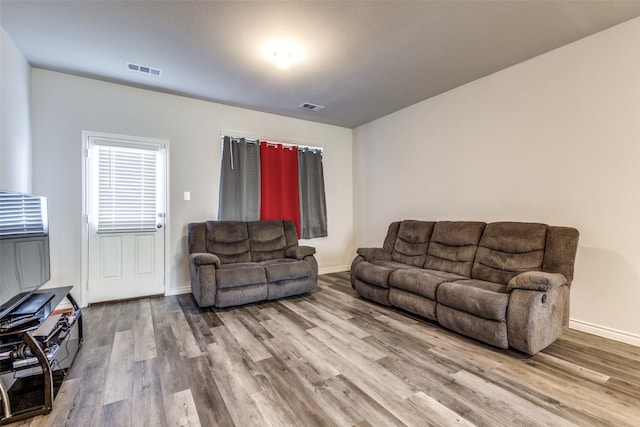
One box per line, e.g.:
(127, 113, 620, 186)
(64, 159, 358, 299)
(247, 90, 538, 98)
(86, 135, 166, 303)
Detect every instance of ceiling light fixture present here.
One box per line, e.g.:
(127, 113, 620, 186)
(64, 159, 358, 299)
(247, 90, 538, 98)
(266, 41, 302, 70)
(273, 49, 294, 69)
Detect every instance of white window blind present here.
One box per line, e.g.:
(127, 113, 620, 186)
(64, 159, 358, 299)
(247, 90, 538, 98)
(0, 191, 48, 238)
(97, 145, 157, 233)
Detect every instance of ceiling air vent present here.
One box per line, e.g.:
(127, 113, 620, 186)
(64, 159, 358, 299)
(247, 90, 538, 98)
(299, 102, 325, 112)
(127, 62, 162, 77)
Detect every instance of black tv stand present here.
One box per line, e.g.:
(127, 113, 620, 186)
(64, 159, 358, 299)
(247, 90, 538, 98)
(0, 315, 40, 333)
(0, 287, 82, 425)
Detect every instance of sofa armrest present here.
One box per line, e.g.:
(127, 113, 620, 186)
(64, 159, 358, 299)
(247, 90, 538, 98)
(190, 252, 220, 268)
(356, 247, 391, 262)
(286, 245, 316, 260)
(507, 285, 569, 354)
(189, 253, 218, 308)
(508, 271, 567, 292)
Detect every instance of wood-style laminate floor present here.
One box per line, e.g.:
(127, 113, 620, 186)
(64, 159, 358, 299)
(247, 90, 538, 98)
(11, 272, 640, 426)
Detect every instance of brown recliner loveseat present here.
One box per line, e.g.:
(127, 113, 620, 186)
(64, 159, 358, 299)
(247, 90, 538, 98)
(188, 220, 318, 308)
(351, 220, 579, 355)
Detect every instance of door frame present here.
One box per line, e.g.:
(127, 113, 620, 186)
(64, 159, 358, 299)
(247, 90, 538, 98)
(80, 130, 170, 307)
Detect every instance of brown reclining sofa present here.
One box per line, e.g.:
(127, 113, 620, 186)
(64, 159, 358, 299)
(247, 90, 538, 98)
(188, 220, 318, 308)
(351, 220, 579, 355)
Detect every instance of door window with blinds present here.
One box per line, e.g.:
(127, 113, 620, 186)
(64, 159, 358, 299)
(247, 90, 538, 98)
(92, 140, 164, 233)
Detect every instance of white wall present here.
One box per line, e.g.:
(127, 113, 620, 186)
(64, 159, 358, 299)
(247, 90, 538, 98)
(0, 27, 31, 193)
(31, 69, 353, 303)
(354, 17, 640, 346)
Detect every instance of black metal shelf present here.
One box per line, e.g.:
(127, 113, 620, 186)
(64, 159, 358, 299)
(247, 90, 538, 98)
(0, 287, 82, 425)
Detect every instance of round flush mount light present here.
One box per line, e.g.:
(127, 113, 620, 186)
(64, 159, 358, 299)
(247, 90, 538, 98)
(266, 41, 302, 70)
(273, 49, 294, 69)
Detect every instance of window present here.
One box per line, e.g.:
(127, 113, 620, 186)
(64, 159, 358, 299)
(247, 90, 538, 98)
(218, 135, 327, 239)
(96, 143, 159, 233)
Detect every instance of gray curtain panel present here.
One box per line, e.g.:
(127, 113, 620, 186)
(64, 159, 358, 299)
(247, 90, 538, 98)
(298, 148, 328, 239)
(218, 136, 261, 221)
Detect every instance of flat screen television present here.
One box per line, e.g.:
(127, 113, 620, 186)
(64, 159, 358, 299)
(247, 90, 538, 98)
(0, 189, 50, 321)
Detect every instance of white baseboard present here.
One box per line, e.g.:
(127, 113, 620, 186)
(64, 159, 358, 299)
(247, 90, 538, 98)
(319, 265, 350, 275)
(165, 285, 192, 296)
(569, 318, 640, 347)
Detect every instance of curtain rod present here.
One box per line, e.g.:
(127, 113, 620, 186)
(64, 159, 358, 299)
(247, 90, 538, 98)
(221, 134, 323, 153)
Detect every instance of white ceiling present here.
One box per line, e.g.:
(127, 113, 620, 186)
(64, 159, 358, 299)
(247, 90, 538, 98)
(2, 1, 640, 129)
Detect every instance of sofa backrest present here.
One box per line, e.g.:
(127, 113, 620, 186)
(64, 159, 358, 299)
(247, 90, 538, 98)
(380, 220, 579, 285)
(390, 220, 435, 267)
(383, 221, 401, 251)
(472, 222, 548, 285)
(205, 221, 252, 263)
(187, 222, 207, 254)
(424, 221, 486, 276)
(188, 220, 299, 263)
(542, 226, 580, 284)
(248, 220, 298, 262)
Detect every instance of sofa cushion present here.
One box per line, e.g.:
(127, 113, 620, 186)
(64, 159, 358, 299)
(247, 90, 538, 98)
(391, 220, 435, 267)
(205, 221, 251, 264)
(389, 288, 437, 320)
(352, 260, 410, 289)
(216, 262, 266, 289)
(248, 220, 288, 262)
(260, 258, 310, 282)
(353, 280, 391, 306)
(268, 278, 312, 300)
(436, 305, 509, 349)
(472, 222, 548, 284)
(352, 262, 393, 289)
(437, 280, 509, 321)
(390, 268, 464, 300)
(216, 284, 268, 308)
(424, 221, 485, 276)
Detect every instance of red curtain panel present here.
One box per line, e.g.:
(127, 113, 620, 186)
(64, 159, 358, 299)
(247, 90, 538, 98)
(259, 141, 301, 236)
